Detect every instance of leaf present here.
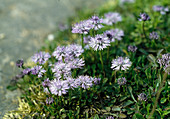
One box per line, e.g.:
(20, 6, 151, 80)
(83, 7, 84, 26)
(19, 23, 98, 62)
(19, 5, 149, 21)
(157, 49, 164, 58)
(128, 86, 137, 103)
(112, 106, 121, 111)
(147, 54, 156, 63)
(105, 107, 111, 112)
(119, 113, 127, 118)
(139, 49, 148, 55)
(160, 98, 167, 104)
(122, 100, 134, 107)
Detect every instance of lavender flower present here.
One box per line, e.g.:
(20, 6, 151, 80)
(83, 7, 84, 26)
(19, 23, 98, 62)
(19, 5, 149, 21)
(112, 29, 124, 41)
(90, 15, 103, 30)
(111, 57, 132, 71)
(138, 93, 147, 101)
(66, 77, 79, 89)
(32, 52, 51, 64)
(139, 13, 150, 21)
(106, 116, 114, 119)
(52, 46, 67, 61)
(76, 76, 93, 89)
(93, 77, 101, 85)
(52, 62, 71, 79)
(68, 58, 85, 69)
(83, 36, 91, 44)
(103, 12, 122, 25)
(117, 77, 127, 85)
(158, 53, 170, 74)
(128, 45, 137, 52)
(22, 68, 31, 75)
(153, 5, 169, 15)
(89, 34, 110, 51)
(104, 29, 115, 42)
(58, 23, 69, 31)
(149, 32, 159, 40)
(46, 97, 54, 105)
(31, 66, 46, 78)
(16, 59, 24, 68)
(49, 79, 69, 96)
(42, 78, 50, 87)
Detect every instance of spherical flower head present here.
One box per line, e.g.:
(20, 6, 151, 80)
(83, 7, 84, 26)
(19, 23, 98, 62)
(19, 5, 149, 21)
(16, 59, 24, 68)
(93, 77, 101, 85)
(32, 51, 51, 64)
(157, 53, 170, 67)
(106, 116, 114, 119)
(68, 58, 85, 69)
(42, 78, 50, 87)
(49, 79, 69, 96)
(31, 66, 46, 77)
(138, 93, 147, 101)
(112, 29, 124, 41)
(111, 57, 132, 71)
(52, 46, 67, 61)
(77, 75, 93, 89)
(149, 32, 159, 40)
(103, 12, 122, 25)
(89, 34, 110, 51)
(128, 45, 137, 52)
(22, 68, 31, 75)
(104, 29, 115, 42)
(117, 77, 127, 85)
(52, 62, 71, 79)
(139, 13, 150, 21)
(66, 77, 79, 89)
(153, 5, 169, 15)
(46, 97, 54, 105)
(90, 15, 103, 30)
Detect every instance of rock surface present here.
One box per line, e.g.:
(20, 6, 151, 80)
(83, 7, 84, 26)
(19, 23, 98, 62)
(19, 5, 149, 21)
(0, 0, 107, 118)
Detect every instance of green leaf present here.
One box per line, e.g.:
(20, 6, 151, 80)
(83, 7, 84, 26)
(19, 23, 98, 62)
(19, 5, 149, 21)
(157, 49, 164, 58)
(119, 113, 127, 118)
(160, 98, 167, 104)
(128, 86, 137, 103)
(112, 106, 121, 111)
(122, 100, 134, 107)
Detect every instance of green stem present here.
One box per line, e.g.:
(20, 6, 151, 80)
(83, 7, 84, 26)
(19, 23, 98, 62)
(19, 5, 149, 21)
(142, 21, 147, 39)
(99, 50, 105, 76)
(81, 34, 84, 49)
(148, 72, 168, 119)
(107, 47, 110, 60)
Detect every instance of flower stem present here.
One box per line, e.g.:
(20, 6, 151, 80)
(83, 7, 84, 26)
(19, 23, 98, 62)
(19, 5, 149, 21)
(99, 50, 105, 76)
(148, 72, 168, 119)
(142, 21, 147, 39)
(81, 34, 84, 49)
(107, 47, 110, 60)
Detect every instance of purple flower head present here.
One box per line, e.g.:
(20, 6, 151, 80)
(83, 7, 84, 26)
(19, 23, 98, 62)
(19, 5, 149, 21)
(103, 12, 122, 25)
(112, 29, 124, 41)
(16, 59, 24, 68)
(153, 5, 169, 15)
(46, 97, 54, 105)
(104, 29, 115, 42)
(93, 77, 101, 85)
(149, 32, 159, 40)
(138, 93, 147, 101)
(32, 51, 51, 64)
(66, 77, 79, 89)
(83, 36, 91, 44)
(90, 15, 103, 30)
(139, 13, 150, 21)
(117, 77, 127, 85)
(128, 45, 137, 52)
(52, 46, 67, 61)
(68, 58, 85, 69)
(111, 57, 132, 71)
(31, 66, 46, 78)
(157, 53, 170, 67)
(22, 68, 31, 75)
(49, 79, 69, 96)
(76, 75, 93, 89)
(89, 34, 110, 51)
(52, 62, 71, 79)
(106, 116, 114, 119)
(42, 78, 50, 87)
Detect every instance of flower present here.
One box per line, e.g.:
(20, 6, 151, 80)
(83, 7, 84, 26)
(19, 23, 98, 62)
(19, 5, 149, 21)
(47, 34, 54, 41)
(22, 68, 31, 75)
(138, 93, 147, 101)
(42, 78, 50, 87)
(16, 59, 24, 68)
(31, 66, 46, 78)
(149, 32, 159, 40)
(46, 97, 54, 105)
(93, 77, 101, 85)
(52, 46, 67, 61)
(112, 29, 124, 41)
(104, 29, 115, 42)
(117, 77, 127, 85)
(164, 64, 170, 75)
(139, 13, 150, 21)
(58, 23, 69, 31)
(90, 15, 103, 30)
(111, 57, 132, 71)
(76, 76, 93, 89)
(52, 62, 71, 79)
(153, 5, 169, 15)
(103, 12, 122, 25)
(89, 34, 110, 51)
(128, 45, 137, 52)
(49, 79, 69, 96)
(32, 52, 51, 64)
(68, 58, 85, 69)
(106, 116, 114, 119)
(66, 77, 79, 89)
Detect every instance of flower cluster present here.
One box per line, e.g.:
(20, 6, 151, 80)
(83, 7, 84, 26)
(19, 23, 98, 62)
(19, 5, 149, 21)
(111, 57, 132, 71)
(89, 34, 110, 51)
(32, 52, 51, 64)
(157, 53, 170, 74)
(16, 59, 24, 68)
(138, 93, 147, 101)
(46, 97, 54, 105)
(106, 116, 114, 119)
(153, 5, 169, 15)
(149, 32, 159, 40)
(72, 15, 103, 34)
(117, 77, 127, 85)
(128, 45, 137, 52)
(103, 12, 122, 25)
(104, 29, 124, 42)
(31, 66, 46, 78)
(138, 13, 150, 21)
